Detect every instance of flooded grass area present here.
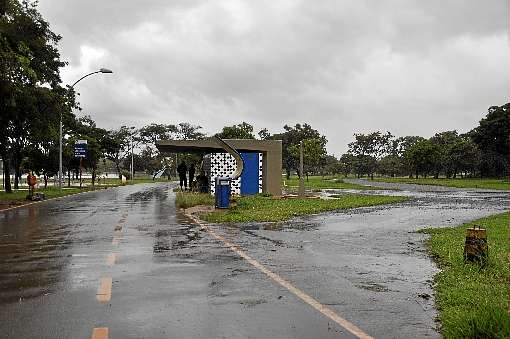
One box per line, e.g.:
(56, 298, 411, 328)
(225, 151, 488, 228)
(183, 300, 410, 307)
(421, 212, 510, 338)
(372, 177, 510, 190)
(201, 194, 408, 223)
(283, 176, 379, 190)
(175, 192, 214, 209)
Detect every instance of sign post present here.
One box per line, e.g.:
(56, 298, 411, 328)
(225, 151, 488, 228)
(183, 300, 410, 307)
(298, 140, 305, 198)
(74, 140, 88, 188)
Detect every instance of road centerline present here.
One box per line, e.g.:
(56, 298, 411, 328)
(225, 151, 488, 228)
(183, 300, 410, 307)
(91, 327, 108, 339)
(96, 277, 112, 303)
(106, 253, 117, 266)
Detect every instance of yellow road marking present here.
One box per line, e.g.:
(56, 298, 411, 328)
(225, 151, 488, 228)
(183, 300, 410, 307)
(106, 253, 117, 266)
(187, 214, 373, 339)
(91, 327, 108, 339)
(96, 277, 112, 303)
(112, 228, 123, 245)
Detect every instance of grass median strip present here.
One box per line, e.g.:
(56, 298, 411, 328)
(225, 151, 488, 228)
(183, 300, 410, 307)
(201, 194, 408, 223)
(420, 213, 510, 338)
(284, 176, 379, 190)
(372, 177, 510, 190)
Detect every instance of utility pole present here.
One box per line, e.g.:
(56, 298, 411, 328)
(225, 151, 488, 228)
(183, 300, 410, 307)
(131, 136, 134, 181)
(174, 153, 178, 179)
(59, 112, 62, 188)
(298, 140, 305, 198)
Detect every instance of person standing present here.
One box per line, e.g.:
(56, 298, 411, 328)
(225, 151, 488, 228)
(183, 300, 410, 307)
(188, 163, 195, 191)
(177, 161, 187, 191)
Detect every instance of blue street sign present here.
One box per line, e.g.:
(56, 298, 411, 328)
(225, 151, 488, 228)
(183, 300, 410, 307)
(74, 140, 88, 158)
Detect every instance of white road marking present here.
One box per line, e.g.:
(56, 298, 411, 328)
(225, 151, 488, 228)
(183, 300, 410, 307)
(187, 214, 374, 339)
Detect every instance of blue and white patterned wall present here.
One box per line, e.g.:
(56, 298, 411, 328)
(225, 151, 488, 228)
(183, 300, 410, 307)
(207, 153, 262, 195)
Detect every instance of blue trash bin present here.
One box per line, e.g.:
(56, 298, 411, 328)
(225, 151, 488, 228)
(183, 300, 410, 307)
(215, 177, 231, 209)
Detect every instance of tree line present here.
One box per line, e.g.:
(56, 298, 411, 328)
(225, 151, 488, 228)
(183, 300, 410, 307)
(221, 103, 510, 182)
(336, 103, 510, 179)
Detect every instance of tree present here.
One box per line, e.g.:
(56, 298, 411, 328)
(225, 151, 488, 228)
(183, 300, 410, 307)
(339, 153, 356, 177)
(216, 122, 255, 139)
(288, 138, 327, 180)
(272, 123, 326, 179)
(103, 126, 133, 179)
(378, 155, 403, 177)
(447, 137, 480, 178)
(122, 153, 146, 176)
(0, 0, 73, 192)
(470, 103, 510, 177)
(392, 136, 425, 177)
(258, 128, 271, 140)
(322, 155, 340, 176)
(429, 131, 461, 178)
(136, 122, 204, 177)
(348, 131, 392, 179)
(404, 140, 441, 178)
(137, 124, 174, 150)
(175, 122, 204, 140)
(391, 136, 425, 157)
(22, 144, 58, 188)
(138, 146, 160, 175)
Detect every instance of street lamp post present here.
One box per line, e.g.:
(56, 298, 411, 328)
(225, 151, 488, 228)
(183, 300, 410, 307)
(131, 135, 134, 181)
(59, 68, 113, 189)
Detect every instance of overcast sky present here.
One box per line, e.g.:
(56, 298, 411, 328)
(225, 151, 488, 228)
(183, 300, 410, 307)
(38, 0, 510, 155)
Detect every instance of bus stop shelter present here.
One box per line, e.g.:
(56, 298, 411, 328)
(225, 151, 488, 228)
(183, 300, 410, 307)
(156, 139, 282, 196)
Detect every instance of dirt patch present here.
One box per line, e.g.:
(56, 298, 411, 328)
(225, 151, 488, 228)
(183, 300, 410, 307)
(183, 204, 215, 216)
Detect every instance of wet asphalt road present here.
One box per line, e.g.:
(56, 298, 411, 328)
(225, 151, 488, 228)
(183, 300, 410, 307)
(1, 182, 509, 338)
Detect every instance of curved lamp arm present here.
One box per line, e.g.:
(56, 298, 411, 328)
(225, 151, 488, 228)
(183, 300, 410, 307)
(71, 68, 113, 88)
(212, 136, 244, 180)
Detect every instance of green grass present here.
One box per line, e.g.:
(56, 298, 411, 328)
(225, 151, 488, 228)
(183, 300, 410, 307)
(372, 177, 510, 190)
(175, 192, 215, 209)
(420, 213, 510, 338)
(201, 194, 408, 223)
(283, 176, 378, 190)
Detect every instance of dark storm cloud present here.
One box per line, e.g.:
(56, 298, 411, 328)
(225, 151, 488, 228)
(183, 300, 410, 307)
(38, 0, 510, 155)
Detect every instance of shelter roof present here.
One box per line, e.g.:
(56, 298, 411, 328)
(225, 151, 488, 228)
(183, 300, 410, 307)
(156, 139, 282, 154)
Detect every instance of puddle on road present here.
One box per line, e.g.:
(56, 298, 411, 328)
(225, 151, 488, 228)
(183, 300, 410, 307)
(152, 222, 202, 254)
